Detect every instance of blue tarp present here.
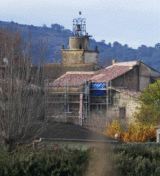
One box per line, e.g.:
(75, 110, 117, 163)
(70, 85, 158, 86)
(91, 83, 106, 96)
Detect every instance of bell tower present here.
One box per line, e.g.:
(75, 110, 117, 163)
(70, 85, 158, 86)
(61, 12, 99, 66)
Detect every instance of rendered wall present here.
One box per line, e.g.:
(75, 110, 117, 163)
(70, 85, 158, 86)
(84, 51, 98, 63)
(107, 91, 140, 123)
(139, 63, 160, 91)
(61, 50, 84, 64)
(112, 66, 139, 91)
(34, 140, 119, 150)
(156, 128, 160, 142)
(139, 63, 151, 91)
(69, 37, 89, 50)
(44, 63, 95, 80)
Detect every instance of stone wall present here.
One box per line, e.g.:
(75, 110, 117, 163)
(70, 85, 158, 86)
(112, 65, 139, 91)
(61, 50, 84, 65)
(155, 127, 160, 142)
(107, 91, 140, 123)
(69, 37, 89, 50)
(34, 140, 120, 150)
(43, 63, 95, 80)
(139, 62, 151, 91)
(84, 51, 98, 63)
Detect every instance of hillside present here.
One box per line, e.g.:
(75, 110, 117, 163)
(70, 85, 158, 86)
(0, 21, 160, 71)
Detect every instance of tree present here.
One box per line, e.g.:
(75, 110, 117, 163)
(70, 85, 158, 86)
(155, 43, 160, 49)
(103, 120, 124, 141)
(0, 28, 47, 152)
(104, 120, 156, 142)
(134, 80, 160, 125)
(42, 24, 47, 28)
(0, 28, 24, 67)
(123, 123, 156, 142)
(50, 23, 64, 33)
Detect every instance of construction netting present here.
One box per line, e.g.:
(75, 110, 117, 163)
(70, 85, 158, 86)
(91, 83, 106, 96)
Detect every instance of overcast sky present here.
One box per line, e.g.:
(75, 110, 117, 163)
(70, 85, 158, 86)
(1, 0, 160, 49)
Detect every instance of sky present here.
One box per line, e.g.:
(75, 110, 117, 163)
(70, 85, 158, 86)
(1, 0, 160, 49)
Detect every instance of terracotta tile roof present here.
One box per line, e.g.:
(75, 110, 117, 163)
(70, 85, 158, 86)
(112, 87, 141, 98)
(48, 67, 141, 97)
(49, 71, 94, 87)
(91, 65, 133, 82)
(49, 64, 136, 86)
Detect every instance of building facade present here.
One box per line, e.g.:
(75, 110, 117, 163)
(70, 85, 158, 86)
(44, 14, 160, 132)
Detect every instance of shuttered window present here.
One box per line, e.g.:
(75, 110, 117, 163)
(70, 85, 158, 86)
(119, 107, 126, 119)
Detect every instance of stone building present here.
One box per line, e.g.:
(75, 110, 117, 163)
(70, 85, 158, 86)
(45, 60, 160, 132)
(43, 13, 100, 81)
(44, 14, 160, 132)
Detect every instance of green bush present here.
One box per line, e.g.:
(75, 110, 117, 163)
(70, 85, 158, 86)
(1, 145, 160, 176)
(112, 144, 160, 176)
(0, 147, 89, 176)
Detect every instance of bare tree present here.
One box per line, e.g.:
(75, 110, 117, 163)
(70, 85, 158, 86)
(0, 28, 47, 152)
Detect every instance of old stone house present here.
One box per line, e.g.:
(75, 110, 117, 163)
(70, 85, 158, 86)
(45, 60, 160, 132)
(44, 14, 160, 132)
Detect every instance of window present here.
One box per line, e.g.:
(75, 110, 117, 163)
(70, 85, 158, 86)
(119, 107, 126, 119)
(66, 103, 72, 113)
(79, 44, 82, 49)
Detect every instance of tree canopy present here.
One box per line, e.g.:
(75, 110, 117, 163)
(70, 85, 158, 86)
(134, 80, 160, 125)
(0, 28, 46, 152)
(104, 120, 156, 142)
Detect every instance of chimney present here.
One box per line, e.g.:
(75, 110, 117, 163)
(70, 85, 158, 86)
(112, 59, 117, 65)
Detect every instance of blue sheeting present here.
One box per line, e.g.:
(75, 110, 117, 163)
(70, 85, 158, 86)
(91, 83, 106, 96)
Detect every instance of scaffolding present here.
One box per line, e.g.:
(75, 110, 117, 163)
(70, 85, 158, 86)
(89, 81, 112, 114)
(45, 79, 112, 125)
(45, 79, 90, 123)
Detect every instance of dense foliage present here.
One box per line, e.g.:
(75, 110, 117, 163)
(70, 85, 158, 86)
(112, 144, 160, 176)
(0, 21, 160, 71)
(1, 145, 160, 176)
(104, 120, 156, 142)
(134, 80, 160, 126)
(0, 147, 89, 176)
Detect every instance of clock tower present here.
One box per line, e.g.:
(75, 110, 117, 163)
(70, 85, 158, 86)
(61, 12, 99, 66)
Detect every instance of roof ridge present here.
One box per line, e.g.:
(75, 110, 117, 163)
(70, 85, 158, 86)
(66, 71, 94, 74)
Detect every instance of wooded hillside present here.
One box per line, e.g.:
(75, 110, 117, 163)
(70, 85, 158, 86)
(0, 21, 160, 71)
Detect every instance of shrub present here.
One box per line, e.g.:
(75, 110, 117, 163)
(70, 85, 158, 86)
(103, 120, 124, 141)
(112, 145, 160, 176)
(104, 120, 156, 142)
(0, 147, 90, 176)
(1, 145, 160, 175)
